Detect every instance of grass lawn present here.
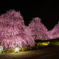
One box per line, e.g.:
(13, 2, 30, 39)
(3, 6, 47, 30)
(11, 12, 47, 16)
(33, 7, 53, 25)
(1, 39, 59, 53)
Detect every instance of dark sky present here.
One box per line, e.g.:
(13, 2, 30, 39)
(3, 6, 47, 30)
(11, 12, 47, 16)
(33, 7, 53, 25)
(0, 1, 59, 30)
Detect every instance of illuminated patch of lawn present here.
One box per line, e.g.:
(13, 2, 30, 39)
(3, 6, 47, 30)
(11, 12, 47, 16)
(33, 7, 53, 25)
(2, 41, 59, 53)
(22, 47, 30, 51)
(37, 42, 48, 46)
(35, 42, 50, 49)
(2, 49, 14, 53)
(50, 41, 59, 46)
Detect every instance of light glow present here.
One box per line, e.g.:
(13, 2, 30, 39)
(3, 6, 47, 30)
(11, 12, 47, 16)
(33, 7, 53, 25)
(0, 46, 3, 54)
(48, 42, 50, 45)
(41, 42, 48, 46)
(15, 47, 19, 53)
(37, 42, 48, 46)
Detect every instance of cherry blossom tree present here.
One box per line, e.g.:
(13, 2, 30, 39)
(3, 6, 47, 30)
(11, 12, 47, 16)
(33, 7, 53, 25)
(28, 17, 49, 40)
(24, 27, 35, 47)
(0, 9, 35, 49)
(49, 21, 59, 39)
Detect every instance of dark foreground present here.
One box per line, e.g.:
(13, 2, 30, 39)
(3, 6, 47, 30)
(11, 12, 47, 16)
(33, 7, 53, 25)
(0, 46, 59, 59)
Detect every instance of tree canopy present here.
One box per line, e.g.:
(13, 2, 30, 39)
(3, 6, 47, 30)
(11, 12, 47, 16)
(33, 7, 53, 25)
(49, 22, 59, 39)
(0, 9, 35, 49)
(28, 17, 49, 40)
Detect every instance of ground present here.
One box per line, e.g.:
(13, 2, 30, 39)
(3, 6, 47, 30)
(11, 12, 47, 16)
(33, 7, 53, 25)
(0, 46, 59, 59)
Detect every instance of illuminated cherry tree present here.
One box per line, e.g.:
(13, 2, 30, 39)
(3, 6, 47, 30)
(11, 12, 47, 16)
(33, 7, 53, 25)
(49, 22, 59, 39)
(28, 17, 49, 40)
(0, 9, 35, 49)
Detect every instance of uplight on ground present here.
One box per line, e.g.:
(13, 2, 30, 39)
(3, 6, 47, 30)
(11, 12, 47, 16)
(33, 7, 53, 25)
(15, 47, 19, 53)
(0, 46, 3, 54)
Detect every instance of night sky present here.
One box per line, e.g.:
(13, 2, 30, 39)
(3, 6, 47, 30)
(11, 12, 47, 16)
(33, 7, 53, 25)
(0, 1, 59, 30)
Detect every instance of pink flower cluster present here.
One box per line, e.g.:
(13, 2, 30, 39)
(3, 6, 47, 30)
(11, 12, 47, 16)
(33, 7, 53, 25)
(0, 9, 58, 49)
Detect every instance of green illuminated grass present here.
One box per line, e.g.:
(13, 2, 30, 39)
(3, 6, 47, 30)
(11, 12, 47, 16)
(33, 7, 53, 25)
(2, 49, 14, 53)
(1, 40, 59, 53)
(50, 41, 59, 45)
(37, 42, 48, 46)
(22, 47, 30, 51)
